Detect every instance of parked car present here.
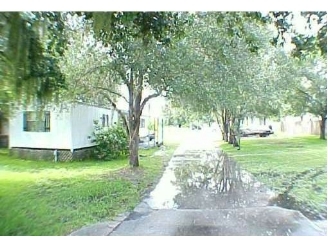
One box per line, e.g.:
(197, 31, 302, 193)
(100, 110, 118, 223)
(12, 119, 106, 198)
(139, 132, 155, 143)
(148, 133, 155, 141)
(191, 124, 202, 130)
(240, 125, 274, 137)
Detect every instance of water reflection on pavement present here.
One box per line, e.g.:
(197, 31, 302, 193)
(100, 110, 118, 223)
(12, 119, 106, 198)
(145, 129, 274, 210)
(111, 128, 326, 236)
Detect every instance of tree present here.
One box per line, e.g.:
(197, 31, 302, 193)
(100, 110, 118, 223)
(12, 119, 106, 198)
(0, 12, 67, 116)
(169, 13, 290, 145)
(63, 12, 190, 167)
(266, 11, 327, 139)
(176, 12, 327, 144)
(267, 11, 327, 58)
(283, 55, 327, 139)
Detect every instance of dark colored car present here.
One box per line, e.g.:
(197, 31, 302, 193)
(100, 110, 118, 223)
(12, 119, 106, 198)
(240, 125, 274, 137)
(148, 133, 155, 141)
(139, 132, 155, 143)
(191, 124, 202, 130)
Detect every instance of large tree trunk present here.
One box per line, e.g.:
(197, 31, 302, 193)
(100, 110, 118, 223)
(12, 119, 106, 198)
(228, 117, 240, 148)
(233, 118, 241, 149)
(221, 108, 229, 142)
(128, 117, 141, 167)
(319, 115, 326, 140)
(129, 126, 140, 167)
(228, 117, 234, 145)
(214, 112, 225, 141)
(126, 69, 161, 166)
(224, 122, 229, 142)
(127, 69, 142, 167)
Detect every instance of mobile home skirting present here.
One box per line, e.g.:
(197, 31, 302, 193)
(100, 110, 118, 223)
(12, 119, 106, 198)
(9, 147, 95, 162)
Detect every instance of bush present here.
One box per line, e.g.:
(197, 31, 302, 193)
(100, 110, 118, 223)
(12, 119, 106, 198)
(91, 121, 129, 160)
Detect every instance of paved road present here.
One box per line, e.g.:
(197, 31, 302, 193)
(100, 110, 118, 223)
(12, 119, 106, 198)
(109, 129, 326, 236)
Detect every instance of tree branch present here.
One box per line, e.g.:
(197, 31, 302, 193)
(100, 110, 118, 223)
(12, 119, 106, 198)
(70, 65, 111, 90)
(296, 87, 326, 116)
(94, 86, 128, 103)
(296, 87, 324, 107)
(100, 92, 130, 136)
(79, 65, 110, 79)
(140, 91, 161, 115)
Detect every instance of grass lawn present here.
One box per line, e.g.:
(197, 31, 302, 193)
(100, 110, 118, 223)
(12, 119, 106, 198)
(0, 144, 178, 236)
(220, 135, 327, 219)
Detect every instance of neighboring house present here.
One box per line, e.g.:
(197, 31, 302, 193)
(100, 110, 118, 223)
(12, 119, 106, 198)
(139, 113, 165, 146)
(9, 103, 118, 161)
(116, 86, 165, 144)
(117, 108, 164, 145)
(0, 112, 9, 148)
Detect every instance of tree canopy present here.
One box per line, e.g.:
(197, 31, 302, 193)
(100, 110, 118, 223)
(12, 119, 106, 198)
(0, 12, 67, 115)
(2, 11, 326, 162)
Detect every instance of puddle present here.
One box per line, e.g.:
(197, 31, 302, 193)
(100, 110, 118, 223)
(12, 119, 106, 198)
(144, 146, 326, 229)
(145, 150, 275, 210)
(173, 151, 275, 209)
(114, 130, 326, 236)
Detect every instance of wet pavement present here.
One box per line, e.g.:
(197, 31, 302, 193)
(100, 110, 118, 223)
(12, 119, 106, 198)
(110, 207, 324, 236)
(109, 129, 326, 236)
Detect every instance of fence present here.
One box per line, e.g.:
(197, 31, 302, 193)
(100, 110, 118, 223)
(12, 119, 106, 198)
(280, 118, 326, 136)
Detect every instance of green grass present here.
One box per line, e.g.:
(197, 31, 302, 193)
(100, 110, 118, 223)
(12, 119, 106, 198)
(0, 145, 178, 236)
(220, 135, 327, 218)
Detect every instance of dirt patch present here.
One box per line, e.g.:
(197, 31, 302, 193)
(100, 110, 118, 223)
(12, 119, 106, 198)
(111, 149, 175, 199)
(269, 192, 327, 220)
(94, 165, 150, 188)
(256, 168, 327, 220)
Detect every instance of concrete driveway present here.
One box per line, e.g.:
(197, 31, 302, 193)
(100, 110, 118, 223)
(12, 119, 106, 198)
(109, 129, 326, 236)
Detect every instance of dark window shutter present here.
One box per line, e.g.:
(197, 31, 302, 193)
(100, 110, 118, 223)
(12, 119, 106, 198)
(102, 114, 105, 127)
(23, 112, 27, 131)
(44, 111, 50, 132)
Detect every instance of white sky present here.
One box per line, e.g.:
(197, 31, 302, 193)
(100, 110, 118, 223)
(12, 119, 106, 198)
(291, 12, 325, 35)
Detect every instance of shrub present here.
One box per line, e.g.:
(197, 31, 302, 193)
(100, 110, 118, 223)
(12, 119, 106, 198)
(91, 121, 129, 160)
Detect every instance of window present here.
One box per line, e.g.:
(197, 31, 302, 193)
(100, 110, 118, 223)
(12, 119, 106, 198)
(23, 111, 50, 132)
(140, 118, 146, 128)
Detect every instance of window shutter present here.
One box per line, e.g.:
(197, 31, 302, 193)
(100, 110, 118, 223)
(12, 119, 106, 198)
(23, 112, 27, 131)
(102, 114, 105, 127)
(44, 111, 50, 132)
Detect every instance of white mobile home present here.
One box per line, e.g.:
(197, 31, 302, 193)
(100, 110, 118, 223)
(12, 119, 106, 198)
(9, 103, 118, 161)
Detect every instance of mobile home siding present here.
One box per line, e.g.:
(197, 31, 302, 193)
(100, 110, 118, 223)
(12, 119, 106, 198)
(9, 109, 72, 149)
(70, 104, 118, 149)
